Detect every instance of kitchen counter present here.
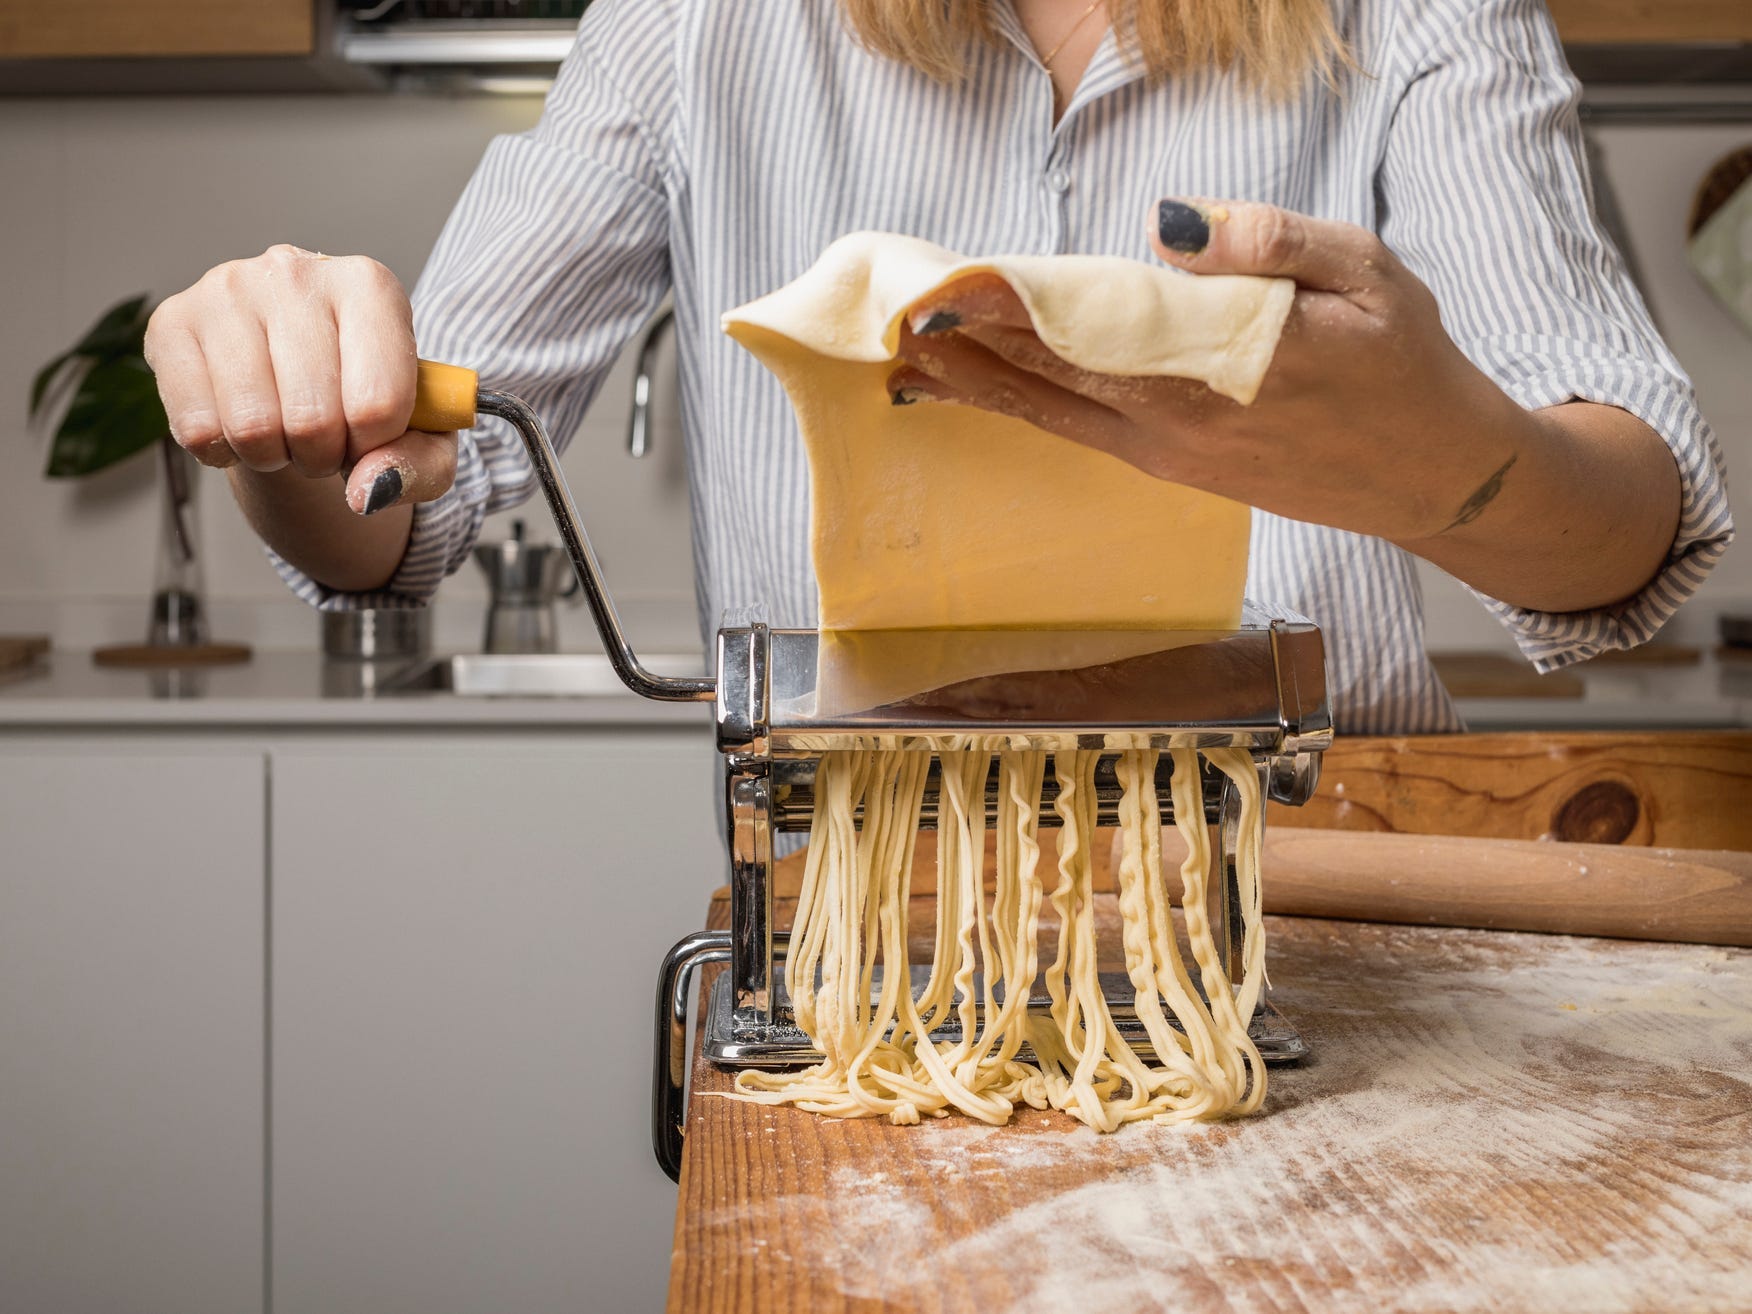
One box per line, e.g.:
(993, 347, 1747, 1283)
(670, 884, 1752, 1314)
(2, 645, 1748, 731)
(0, 648, 713, 728)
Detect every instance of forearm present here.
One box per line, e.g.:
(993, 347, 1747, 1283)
(227, 466, 414, 595)
(1395, 399, 1682, 615)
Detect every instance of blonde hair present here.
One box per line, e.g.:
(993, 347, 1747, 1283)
(840, 0, 1348, 95)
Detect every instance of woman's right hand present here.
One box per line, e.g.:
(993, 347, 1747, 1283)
(144, 244, 456, 516)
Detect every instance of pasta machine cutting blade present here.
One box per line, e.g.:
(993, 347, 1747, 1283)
(408, 361, 1335, 1183)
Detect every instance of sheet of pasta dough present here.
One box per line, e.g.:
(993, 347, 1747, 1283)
(723, 231, 1292, 636)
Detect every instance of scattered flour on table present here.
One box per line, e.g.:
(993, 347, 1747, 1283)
(695, 930, 1752, 1312)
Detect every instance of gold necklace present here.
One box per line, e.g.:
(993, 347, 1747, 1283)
(1040, 0, 1104, 70)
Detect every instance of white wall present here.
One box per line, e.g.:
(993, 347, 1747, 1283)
(0, 94, 698, 656)
(1, 97, 1746, 656)
(1418, 120, 1752, 652)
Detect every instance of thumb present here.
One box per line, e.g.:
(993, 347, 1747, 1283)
(344, 429, 459, 516)
(1151, 198, 1386, 297)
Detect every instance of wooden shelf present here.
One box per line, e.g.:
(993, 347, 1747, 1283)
(0, 0, 312, 59)
(1549, 0, 1752, 45)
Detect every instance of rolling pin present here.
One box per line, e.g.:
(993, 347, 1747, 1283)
(1148, 827, 1752, 948)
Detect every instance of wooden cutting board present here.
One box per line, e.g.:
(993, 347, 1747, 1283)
(1578, 644, 1703, 667)
(669, 893, 1752, 1313)
(92, 641, 252, 668)
(0, 635, 50, 669)
(1428, 651, 1585, 698)
(0, 635, 50, 687)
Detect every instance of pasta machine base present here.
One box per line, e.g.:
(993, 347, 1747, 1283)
(695, 970, 1311, 1069)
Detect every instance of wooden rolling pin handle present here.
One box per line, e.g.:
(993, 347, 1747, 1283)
(1261, 829, 1752, 948)
(410, 359, 479, 433)
(1124, 827, 1752, 948)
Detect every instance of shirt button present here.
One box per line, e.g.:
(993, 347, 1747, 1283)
(1046, 168, 1071, 195)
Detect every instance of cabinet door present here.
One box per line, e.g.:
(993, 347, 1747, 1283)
(0, 745, 266, 1314)
(0, 0, 313, 58)
(270, 732, 721, 1314)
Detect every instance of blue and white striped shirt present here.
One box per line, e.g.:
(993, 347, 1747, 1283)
(275, 0, 1732, 733)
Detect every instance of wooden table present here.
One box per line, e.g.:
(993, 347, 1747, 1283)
(668, 889, 1752, 1312)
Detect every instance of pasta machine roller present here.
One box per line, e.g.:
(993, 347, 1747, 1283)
(410, 361, 1335, 1183)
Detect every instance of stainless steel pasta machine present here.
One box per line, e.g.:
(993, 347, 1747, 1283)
(410, 361, 1335, 1184)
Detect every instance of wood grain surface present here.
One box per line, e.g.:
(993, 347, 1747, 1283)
(670, 889, 1752, 1312)
(1273, 732, 1752, 850)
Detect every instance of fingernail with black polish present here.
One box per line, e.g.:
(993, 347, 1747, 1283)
(361, 466, 403, 515)
(914, 310, 961, 336)
(891, 386, 931, 407)
(1157, 199, 1210, 254)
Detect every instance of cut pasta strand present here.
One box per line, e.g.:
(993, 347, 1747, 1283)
(733, 746, 1268, 1128)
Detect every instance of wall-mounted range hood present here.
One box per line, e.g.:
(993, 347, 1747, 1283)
(336, 0, 582, 92)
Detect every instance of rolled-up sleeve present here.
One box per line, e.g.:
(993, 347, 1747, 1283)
(1377, 0, 1733, 669)
(271, 0, 677, 610)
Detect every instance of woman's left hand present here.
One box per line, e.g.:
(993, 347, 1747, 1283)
(888, 199, 1533, 548)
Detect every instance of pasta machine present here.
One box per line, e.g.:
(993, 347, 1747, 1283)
(412, 362, 1334, 1183)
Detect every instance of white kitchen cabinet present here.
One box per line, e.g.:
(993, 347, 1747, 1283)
(269, 731, 720, 1314)
(0, 744, 266, 1314)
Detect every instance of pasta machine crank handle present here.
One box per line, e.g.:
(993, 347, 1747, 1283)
(411, 359, 716, 705)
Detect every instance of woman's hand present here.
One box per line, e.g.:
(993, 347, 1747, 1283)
(144, 245, 454, 518)
(889, 200, 1525, 546)
(888, 199, 1681, 613)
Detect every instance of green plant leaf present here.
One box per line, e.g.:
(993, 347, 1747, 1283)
(70, 293, 151, 358)
(30, 294, 153, 417)
(31, 352, 77, 420)
(43, 357, 168, 478)
(31, 352, 83, 424)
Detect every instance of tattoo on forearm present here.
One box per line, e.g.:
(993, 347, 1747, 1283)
(1442, 454, 1517, 533)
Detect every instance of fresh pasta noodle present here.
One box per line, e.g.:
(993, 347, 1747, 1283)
(733, 746, 1269, 1129)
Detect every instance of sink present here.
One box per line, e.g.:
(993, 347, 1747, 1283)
(378, 652, 707, 697)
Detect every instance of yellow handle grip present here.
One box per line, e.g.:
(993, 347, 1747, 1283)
(410, 359, 479, 433)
